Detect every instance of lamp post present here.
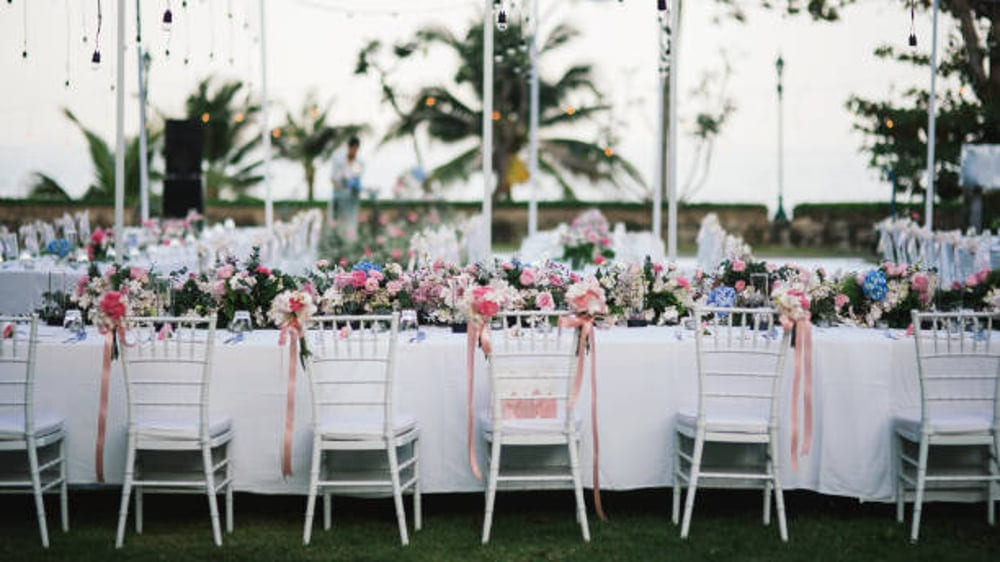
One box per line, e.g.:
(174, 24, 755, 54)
(774, 54, 788, 223)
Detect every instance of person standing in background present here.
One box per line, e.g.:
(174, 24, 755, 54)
(329, 136, 364, 240)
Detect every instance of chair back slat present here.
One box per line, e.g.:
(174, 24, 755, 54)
(306, 314, 399, 435)
(911, 310, 1000, 429)
(120, 316, 216, 437)
(0, 316, 38, 435)
(693, 307, 790, 427)
(487, 311, 580, 429)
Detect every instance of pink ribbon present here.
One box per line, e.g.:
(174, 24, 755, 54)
(157, 322, 173, 341)
(279, 321, 302, 478)
(95, 325, 124, 483)
(465, 320, 492, 480)
(787, 318, 814, 470)
(557, 315, 607, 521)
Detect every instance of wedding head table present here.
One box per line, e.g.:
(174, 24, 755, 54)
(30, 322, 927, 502)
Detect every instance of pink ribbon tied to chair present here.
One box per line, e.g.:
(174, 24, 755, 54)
(94, 290, 127, 483)
(278, 320, 303, 478)
(781, 314, 813, 470)
(465, 319, 492, 481)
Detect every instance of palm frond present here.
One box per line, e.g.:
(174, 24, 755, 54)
(429, 146, 480, 186)
(28, 172, 72, 201)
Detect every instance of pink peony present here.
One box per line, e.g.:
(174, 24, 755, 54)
(519, 269, 536, 286)
(99, 291, 126, 321)
(391, 249, 403, 260)
(91, 229, 106, 245)
(216, 264, 235, 280)
(594, 255, 606, 265)
(129, 267, 148, 281)
(367, 270, 384, 282)
(472, 286, 499, 317)
(364, 277, 380, 292)
(911, 273, 930, 294)
(652, 263, 663, 273)
(734, 280, 746, 292)
(351, 270, 367, 288)
(834, 293, 849, 311)
(255, 265, 271, 276)
(965, 273, 980, 288)
(600, 236, 610, 247)
(386, 280, 404, 296)
(732, 258, 746, 272)
(535, 291, 555, 311)
(976, 267, 990, 285)
(676, 276, 690, 289)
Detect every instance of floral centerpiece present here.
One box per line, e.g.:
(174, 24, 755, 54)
(86, 228, 113, 262)
(560, 209, 615, 270)
(839, 262, 937, 328)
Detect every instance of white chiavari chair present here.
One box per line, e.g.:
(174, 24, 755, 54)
(673, 307, 791, 541)
(0, 316, 68, 548)
(302, 313, 420, 546)
(894, 310, 1000, 542)
(114, 316, 233, 548)
(481, 310, 589, 543)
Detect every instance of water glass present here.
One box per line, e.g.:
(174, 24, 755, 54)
(229, 310, 252, 335)
(63, 309, 84, 335)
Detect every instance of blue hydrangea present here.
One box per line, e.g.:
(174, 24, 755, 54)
(862, 270, 888, 302)
(708, 286, 737, 308)
(46, 238, 73, 258)
(352, 261, 382, 274)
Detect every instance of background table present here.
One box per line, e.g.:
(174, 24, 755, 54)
(27, 324, 922, 500)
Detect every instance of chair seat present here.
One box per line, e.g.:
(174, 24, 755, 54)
(675, 408, 770, 435)
(0, 412, 64, 440)
(133, 416, 232, 441)
(319, 413, 417, 440)
(480, 411, 582, 438)
(894, 410, 996, 439)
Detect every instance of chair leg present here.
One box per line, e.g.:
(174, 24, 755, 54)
(896, 434, 905, 524)
(27, 438, 50, 549)
(567, 434, 590, 542)
(224, 440, 233, 534)
(413, 437, 422, 532)
(763, 452, 773, 527)
(59, 436, 69, 533)
(672, 430, 681, 526)
(910, 438, 930, 543)
(987, 438, 998, 526)
(303, 440, 322, 545)
(769, 439, 788, 542)
(481, 437, 502, 544)
(115, 436, 137, 549)
(387, 442, 410, 546)
(680, 433, 704, 539)
(201, 445, 223, 547)
(135, 487, 143, 534)
(323, 493, 332, 532)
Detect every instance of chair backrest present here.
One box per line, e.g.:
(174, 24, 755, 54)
(693, 307, 790, 427)
(120, 316, 217, 439)
(911, 311, 1000, 430)
(305, 313, 400, 436)
(0, 316, 39, 435)
(487, 311, 580, 431)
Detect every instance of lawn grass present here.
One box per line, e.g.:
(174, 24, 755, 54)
(2, 489, 998, 561)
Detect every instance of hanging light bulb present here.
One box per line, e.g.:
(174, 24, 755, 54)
(907, 0, 917, 47)
(497, 9, 508, 32)
(658, 0, 668, 12)
(162, 9, 173, 32)
(91, 49, 101, 69)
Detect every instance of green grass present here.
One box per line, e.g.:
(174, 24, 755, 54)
(2, 490, 998, 561)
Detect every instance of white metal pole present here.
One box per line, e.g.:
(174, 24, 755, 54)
(135, 0, 150, 222)
(527, 0, 539, 237)
(652, 15, 664, 243)
(925, 0, 939, 231)
(666, 1, 680, 260)
(114, 0, 126, 263)
(482, 0, 494, 257)
(260, 0, 273, 229)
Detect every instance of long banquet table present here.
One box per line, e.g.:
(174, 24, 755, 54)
(28, 324, 926, 501)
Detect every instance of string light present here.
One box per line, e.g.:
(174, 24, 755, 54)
(201, 112, 210, 123)
(21, 0, 27, 58)
(497, 9, 508, 32)
(908, 0, 917, 47)
(657, 0, 668, 12)
(64, 0, 71, 87)
(91, 0, 103, 69)
(227, 0, 235, 65)
(425, 96, 437, 107)
(163, 1, 173, 32)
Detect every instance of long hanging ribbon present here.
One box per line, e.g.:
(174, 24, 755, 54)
(465, 320, 491, 481)
(279, 322, 302, 477)
(558, 315, 606, 521)
(789, 319, 814, 470)
(95, 325, 124, 483)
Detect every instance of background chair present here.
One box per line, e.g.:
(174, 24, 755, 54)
(894, 310, 1000, 542)
(115, 316, 233, 548)
(303, 313, 420, 546)
(481, 310, 589, 544)
(673, 307, 791, 541)
(0, 315, 68, 548)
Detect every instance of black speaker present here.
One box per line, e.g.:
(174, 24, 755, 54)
(164, 119, 204, 179)
(162, 179, 203, 218)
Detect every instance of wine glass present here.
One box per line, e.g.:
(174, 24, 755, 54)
(63, 309, 85, 339)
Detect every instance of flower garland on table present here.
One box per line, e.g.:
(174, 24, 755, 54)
(268, 289, 317, 478)
(560, 209, 615, 270)
(839, 262, 938, 329)
(560, 276, 609, 520)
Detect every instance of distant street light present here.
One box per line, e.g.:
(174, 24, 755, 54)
(774, 54, 788, 224)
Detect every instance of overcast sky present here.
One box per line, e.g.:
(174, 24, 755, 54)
(0, 0, 948, 215)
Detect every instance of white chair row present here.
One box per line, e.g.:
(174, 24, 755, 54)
(875, 217, 996, 286)
(696, 213, 753, 273)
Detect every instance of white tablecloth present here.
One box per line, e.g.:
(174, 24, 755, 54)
(26, 325, 923, 500)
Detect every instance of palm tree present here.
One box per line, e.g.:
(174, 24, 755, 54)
(378, 18, 644, 201)
(28, 109, 160, 203)
(183, 78, 263, 200)
(271, 93, 366, 201)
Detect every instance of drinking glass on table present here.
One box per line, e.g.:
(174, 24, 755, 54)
(227, 310, 252, 343)
(400, 309, 424, 342)
(63, 309, 85, 338)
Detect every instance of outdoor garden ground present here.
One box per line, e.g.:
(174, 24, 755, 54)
(2, 489, 997, 561)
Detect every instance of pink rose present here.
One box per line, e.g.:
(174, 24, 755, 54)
(965, 273, 980, 287)
(652, 263, 663, 273)
(549, 274, 564, 287)
(734, 280, 746, 292)
(129, 267, 148, 281)
(587, 231, 600, 244)
(391, 249, 403, 260)
(91, 229, 106, 245)
(694, 268, 704, 282)
(594, 255, 606, 265)
(976, 267, 990, 285)
(289, 295, 305, 313)
(732, 258, 746, 273)
(2, 323, 12, 339)
(386, 280, 403, 296)
(315, 259, 330, 270)
(351, 271, 367, 288)
(519, 269, 536, 286)
(911, 273, 930, 294)
(302, 283, 317, 298)
(676, 276, 690, 289)
(99, 291, 126, 321)
(834, 293, 849, 311)
(501, 261, 514, 271)
(600, 236, 610, 247)
(535, 291, 555, 311)
(407, 211, 419, 223)
(364, 277, 380, 292)
(367, 270, 384, 282)
(216, 264, 234, 280)
(473, 286, 499, 317)
(255, 265, 271, 276)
